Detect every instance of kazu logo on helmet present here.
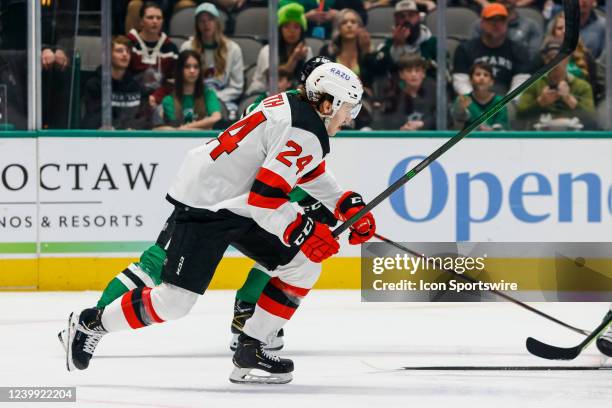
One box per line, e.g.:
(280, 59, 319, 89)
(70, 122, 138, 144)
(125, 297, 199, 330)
(329, 67, 351, 81)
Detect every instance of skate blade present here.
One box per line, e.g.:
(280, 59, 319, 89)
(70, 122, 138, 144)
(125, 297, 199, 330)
(57, 329, 67, 352)
(229, 367, 292, 384)
(65, 312, 79, 372)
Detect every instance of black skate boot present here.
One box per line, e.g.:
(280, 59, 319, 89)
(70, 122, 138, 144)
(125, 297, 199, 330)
(596, 314, 612, 358)
(230, 299, 284, 351)
(230, 333, 293, 384)
(66, 308, 107, 371)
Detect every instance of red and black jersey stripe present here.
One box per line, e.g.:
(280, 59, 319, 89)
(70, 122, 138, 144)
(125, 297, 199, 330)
(248, 168, 292, 209)
(298, 161, 326, 184)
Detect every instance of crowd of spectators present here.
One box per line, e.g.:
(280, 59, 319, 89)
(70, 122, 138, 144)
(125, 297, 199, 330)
(0, 0, 608, 131)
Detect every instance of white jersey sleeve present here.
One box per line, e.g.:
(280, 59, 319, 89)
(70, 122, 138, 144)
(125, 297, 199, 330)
(296, 161, 344, 213)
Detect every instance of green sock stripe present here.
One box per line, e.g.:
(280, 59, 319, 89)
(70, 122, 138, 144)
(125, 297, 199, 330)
(236, 268, 271, 304)
(96, 278, 129, 308)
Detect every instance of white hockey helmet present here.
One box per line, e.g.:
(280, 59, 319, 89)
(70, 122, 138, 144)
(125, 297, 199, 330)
(305, 62, 363, 120)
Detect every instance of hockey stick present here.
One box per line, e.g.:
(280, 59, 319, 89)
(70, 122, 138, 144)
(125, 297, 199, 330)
(373, 233, 590, 336)
(332, 0, 580, 238)
(526, 311, 612, 360)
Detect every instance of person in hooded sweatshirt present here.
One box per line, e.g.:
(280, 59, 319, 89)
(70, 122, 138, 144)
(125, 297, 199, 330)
(82, 35, 151, 129)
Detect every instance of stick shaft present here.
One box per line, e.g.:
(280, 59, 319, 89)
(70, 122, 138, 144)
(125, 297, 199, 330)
(373, 233, 589, 336)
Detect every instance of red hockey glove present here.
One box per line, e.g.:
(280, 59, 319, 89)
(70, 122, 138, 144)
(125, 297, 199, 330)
(335, 191, 376, 245)
(284, 214, 340, 263)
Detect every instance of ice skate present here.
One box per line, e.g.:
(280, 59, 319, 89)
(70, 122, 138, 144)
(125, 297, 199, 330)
(230, 299, 284, 351)
(596, 322, 612, 358)
(65, 308, 107, 371)
(230, 333, 293, 384)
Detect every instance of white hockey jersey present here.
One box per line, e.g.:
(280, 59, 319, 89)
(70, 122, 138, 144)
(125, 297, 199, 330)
(167, 92, 345, 243)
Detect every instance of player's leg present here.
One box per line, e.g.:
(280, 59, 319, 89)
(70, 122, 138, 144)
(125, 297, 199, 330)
(58, 211, 175, 350)
(65, 208, 236, 371)
(232, 252, 320, 384)
(596, 303, 612, 357)
(229, 192, 337, 351)
(231, 265, 287, 351)
(228, 224, 321, 383)
(97, 210, 176, 308)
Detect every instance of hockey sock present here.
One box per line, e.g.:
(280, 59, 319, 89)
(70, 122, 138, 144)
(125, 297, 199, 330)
(100, 283, 197, 332)
(96, 244, 166, 308)
(235, 267, 271, 305)
(101, 287, 164, 332)
(243, 277, 309, 342)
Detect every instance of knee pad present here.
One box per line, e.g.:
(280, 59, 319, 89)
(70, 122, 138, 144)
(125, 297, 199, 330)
(150, 283, 198, 321)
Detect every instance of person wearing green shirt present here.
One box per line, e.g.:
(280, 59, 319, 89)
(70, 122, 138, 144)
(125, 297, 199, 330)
(451, 61, 509, 131)
(517, 38, 596, 130)
(156, 50, 222, 130)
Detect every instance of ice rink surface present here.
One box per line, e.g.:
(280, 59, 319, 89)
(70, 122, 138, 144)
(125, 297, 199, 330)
(1, 290, 610, 408)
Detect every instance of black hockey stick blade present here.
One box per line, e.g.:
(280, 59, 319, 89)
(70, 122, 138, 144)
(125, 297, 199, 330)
(332, 0, 580, 238)
(526, 311, 612, 360)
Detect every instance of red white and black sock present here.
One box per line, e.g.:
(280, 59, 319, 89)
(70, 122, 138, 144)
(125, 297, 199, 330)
(243, 277, 310, 342)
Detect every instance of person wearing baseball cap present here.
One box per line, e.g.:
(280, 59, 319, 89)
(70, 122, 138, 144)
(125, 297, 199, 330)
(375, 0, 437, 78)
(452, 1, 532, 97)
(469, 0, 543, 59)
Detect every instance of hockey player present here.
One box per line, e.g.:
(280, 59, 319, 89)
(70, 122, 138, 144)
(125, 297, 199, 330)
(65, 62, 376, 384)
(57, 57, 334, 353)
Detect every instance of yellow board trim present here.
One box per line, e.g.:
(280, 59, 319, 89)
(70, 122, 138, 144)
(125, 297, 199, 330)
(0, 257, 361, 291)
(1, 257, 610, 291)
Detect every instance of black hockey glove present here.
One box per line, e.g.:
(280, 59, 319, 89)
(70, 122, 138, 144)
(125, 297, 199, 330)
(297, 195, 338, 227)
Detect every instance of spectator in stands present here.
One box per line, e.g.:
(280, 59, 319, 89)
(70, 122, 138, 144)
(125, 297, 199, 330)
(180, 2, 244, 118)
(247, 2, 313, 95)
(451, 61, 509, 130)
(452, 3, 531, 96)
(379, 54, 437, 130)
(547, 12, 602, 103)
(375, 0, 437, 76)
(470, 0, 543, 58)
(319, 8, 378, 128)
(82, 36, 151, 130)
(155, 50, 222, 130)
(127, 2, 179, 105)
(319, 8, 377, 86)
(517, 38, 596, 130)
(125, 0, 196, 33)
(578, 0, 606, 59)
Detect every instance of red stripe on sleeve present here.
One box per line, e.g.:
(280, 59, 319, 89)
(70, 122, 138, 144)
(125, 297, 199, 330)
(121, 290, 145, 329)
(257, 293, 297, 320)
(248, 192, 289, 209)
(269, 277, 310, 297)
(255, 167, 292, 194)
(298, 161, 326, 184)
(141, 287, 165, 324)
